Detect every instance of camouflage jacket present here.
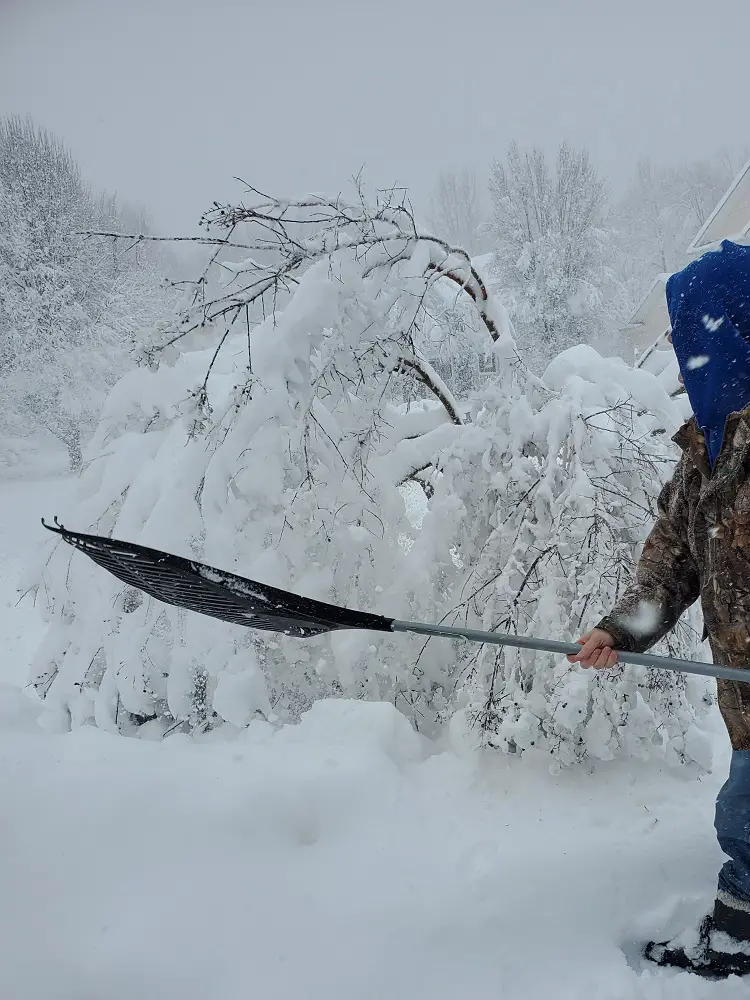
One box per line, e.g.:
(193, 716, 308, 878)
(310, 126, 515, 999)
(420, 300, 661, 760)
(598, 410, 750, 750)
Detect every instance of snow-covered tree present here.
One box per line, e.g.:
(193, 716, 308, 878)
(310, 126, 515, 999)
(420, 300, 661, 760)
(0, 116, 170, 470)
(489, 143, 622, 371)
(420, 345, 710, 768)
(29, 181, 710, 770)
(29, 182, 510, 735)
(427, 169, 489, 256)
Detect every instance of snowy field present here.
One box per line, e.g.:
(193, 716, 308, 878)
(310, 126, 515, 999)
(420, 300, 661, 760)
(0, 476, 746, 998)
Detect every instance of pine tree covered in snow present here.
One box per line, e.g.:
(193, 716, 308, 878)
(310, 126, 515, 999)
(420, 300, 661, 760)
(29, 182, 710, 768)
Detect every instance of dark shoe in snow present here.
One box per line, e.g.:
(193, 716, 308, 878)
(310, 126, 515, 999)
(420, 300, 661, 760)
(644, 897, 750, 979)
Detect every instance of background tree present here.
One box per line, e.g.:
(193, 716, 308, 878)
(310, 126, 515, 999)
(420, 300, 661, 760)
(0, 115, 171, 471)
(488, 142, 621, 370)
(612, 155, 745, 316)
(427, 168, 489, 256)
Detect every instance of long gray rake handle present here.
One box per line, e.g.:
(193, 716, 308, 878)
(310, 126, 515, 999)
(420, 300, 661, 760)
(392, 619, 749, 685)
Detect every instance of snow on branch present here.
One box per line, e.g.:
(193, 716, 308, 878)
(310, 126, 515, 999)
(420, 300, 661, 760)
(84, 181, 512, 359)
(394, 356, 463, 425)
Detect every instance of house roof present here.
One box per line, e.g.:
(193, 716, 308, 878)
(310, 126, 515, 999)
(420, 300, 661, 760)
(688, 158, 750, 254)
(622, 273, 671, 348)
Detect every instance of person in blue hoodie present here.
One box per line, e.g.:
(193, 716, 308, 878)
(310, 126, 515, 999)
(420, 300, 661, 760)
(570, 240, 750, 977)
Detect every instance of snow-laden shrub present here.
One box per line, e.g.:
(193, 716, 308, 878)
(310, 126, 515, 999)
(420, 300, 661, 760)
(28, 184, 710, 768)
(418, 344, 710, 768)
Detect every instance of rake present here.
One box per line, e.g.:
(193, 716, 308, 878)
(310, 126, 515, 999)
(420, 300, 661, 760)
(42, 518, 748, 686)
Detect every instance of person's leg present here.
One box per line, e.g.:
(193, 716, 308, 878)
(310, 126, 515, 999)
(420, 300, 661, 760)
(715, 749, 750, 928)
(643, 750, 750, 976)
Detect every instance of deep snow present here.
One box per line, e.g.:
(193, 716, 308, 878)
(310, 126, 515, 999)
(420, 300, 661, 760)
(0, 477, 747, 998)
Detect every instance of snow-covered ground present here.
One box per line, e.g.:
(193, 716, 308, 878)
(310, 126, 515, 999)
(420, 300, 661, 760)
(0, 477, 745, 998)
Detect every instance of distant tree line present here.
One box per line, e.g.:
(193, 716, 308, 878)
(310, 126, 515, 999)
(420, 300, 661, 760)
(427, 147, 743, 372)
(0, 115, 173, 470)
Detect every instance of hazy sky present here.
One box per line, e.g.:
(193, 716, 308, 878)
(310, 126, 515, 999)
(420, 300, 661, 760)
(2, 0, 748, 234)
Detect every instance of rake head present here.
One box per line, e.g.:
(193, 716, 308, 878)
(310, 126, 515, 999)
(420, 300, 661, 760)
(43, 519, 394, 639)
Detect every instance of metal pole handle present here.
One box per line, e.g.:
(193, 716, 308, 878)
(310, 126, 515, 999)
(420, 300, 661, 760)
(391, 619, 749, 685)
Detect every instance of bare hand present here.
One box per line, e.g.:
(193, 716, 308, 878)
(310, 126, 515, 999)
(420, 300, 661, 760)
(567, 629, 619, 669)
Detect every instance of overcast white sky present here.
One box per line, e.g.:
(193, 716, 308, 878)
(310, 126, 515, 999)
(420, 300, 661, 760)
(2, 0, 748, 233)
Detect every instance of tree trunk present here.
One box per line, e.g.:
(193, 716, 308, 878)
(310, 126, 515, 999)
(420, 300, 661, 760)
(66, 431, 83, 473)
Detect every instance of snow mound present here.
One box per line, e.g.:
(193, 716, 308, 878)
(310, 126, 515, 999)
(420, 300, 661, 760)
(214, 700, 426, 850)
(279, 698, 424, 767)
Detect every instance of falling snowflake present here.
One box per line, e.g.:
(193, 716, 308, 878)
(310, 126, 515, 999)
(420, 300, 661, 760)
(686, 355, 711, 370)
(702, 315, 724, 333)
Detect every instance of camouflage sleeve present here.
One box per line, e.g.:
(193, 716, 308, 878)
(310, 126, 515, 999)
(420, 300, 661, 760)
(596, 455, 700, 653)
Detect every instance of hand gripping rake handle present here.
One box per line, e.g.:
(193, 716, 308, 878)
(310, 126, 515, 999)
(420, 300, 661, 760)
(43, 519, 750, 686)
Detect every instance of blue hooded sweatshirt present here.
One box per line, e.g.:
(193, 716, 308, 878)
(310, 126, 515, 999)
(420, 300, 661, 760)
(666, 240, 750, 467)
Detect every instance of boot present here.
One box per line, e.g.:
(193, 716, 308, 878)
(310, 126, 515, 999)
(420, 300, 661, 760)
(644, 894, 750, 978)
